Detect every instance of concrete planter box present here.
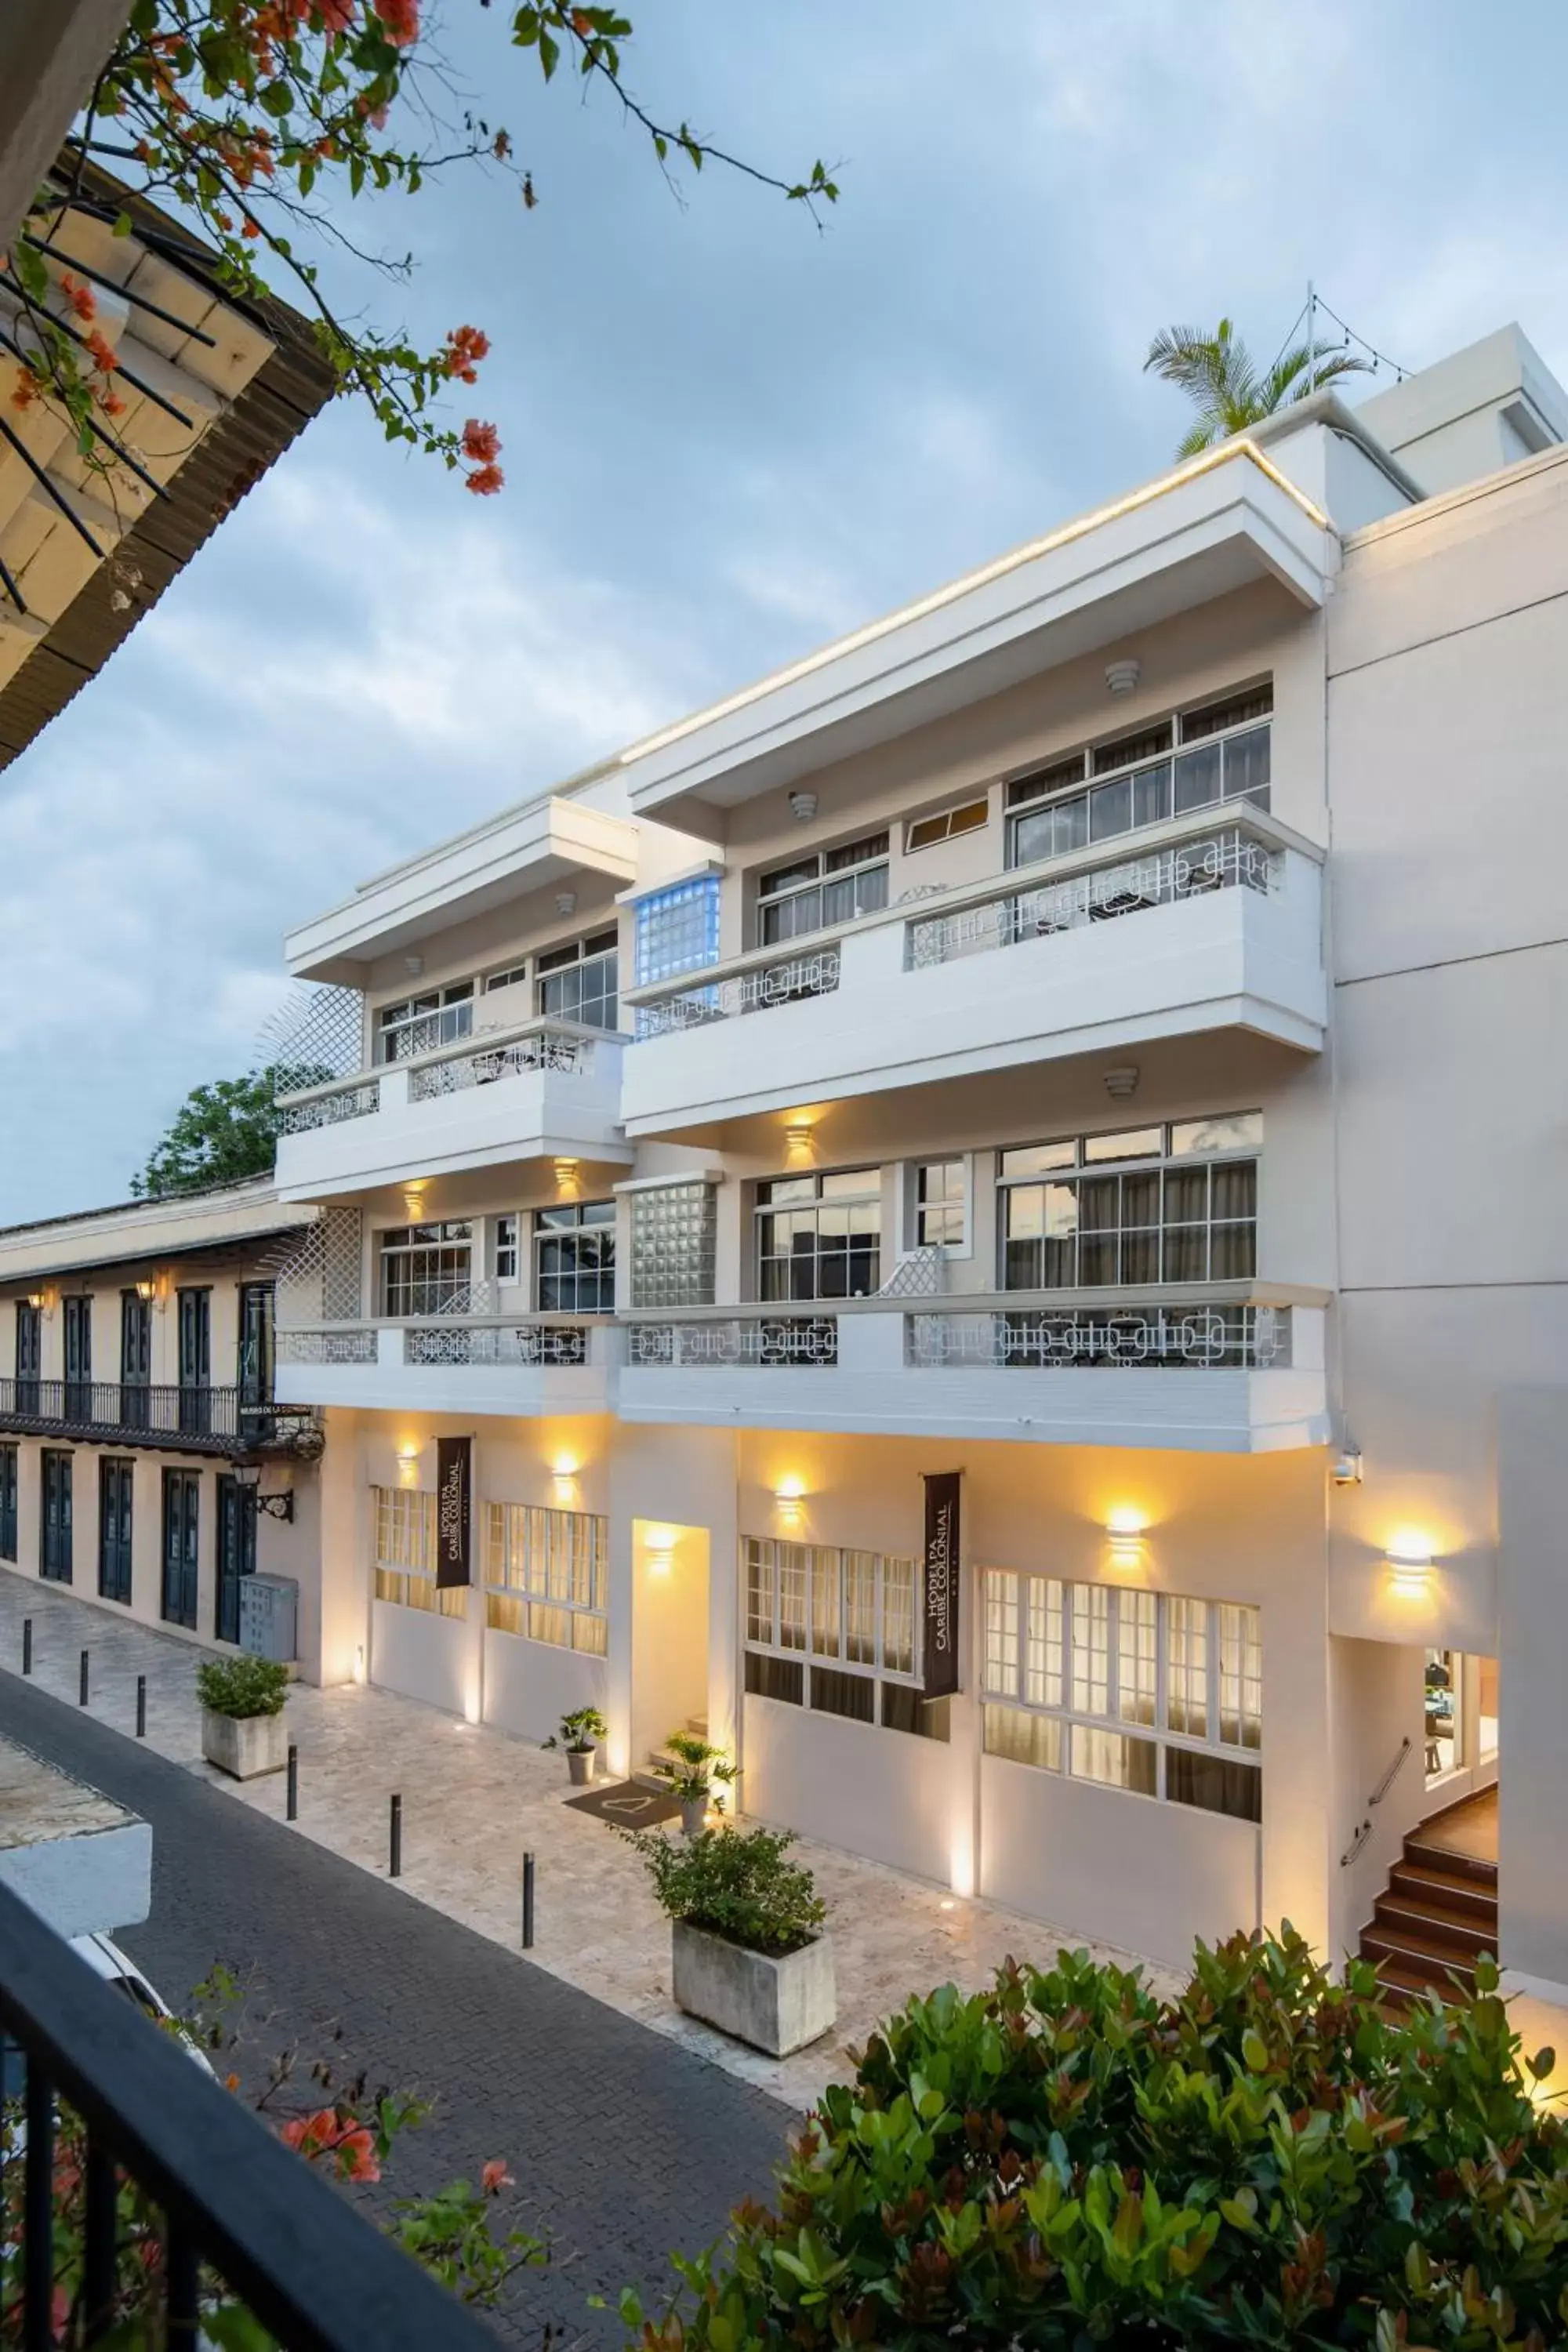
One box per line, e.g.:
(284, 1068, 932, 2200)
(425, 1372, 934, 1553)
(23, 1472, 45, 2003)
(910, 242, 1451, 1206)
(671, 1921, 835, 2058)
(201, 1708, 287, 1781)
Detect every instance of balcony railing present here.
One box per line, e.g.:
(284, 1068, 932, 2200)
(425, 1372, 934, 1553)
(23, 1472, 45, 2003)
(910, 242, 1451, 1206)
(627, 1313, 839, 1367)
(633, 946, 841, 1038)
(0, 1380, 321, 1455)
(274, 1018, 609, 1131)
(403, 1320, 591, 1367)
(906, 1302, 1291, 1370)
(904, 826, 1275, 968)
(0, 1878, 497, 2351)
(277, 1328, 380, 1366)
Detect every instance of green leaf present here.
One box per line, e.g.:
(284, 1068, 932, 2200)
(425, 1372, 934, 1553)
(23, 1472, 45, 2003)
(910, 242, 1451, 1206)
(112, 211, 134, 238)
(538, 27, 560, 77)
(260, 78, 295, 118)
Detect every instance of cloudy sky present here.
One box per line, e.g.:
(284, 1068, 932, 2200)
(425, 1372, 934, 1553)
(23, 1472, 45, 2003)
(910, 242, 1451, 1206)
(2, 0, 1566, 1221)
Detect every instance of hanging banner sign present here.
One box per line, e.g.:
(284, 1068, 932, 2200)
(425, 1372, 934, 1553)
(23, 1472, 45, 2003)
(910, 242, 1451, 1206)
(435, 1436, 472, 1588)
(922, 1471, 961, 1701)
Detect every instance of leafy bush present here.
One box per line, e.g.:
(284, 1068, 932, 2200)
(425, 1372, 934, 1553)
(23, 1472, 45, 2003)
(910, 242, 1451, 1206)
(622, 1925, 1568, 2347)
(626, 1825, 824, 1958)
(197, 1656, 289, 1719)
(655, 1730, 739, 1806)
(545, 1707, 608, 1752)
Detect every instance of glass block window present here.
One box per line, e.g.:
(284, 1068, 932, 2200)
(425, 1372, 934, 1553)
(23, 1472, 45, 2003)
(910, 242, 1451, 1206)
(630, 1181, 718, 1309)
(484, 1502, 608, 1653)
(982, 1569, 1261, 1821)
(634, 875, 720, 986)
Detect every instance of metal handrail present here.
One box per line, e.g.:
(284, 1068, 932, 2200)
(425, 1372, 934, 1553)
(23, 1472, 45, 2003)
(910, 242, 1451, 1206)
(1368, 1734, 1413, 1807)
(0, 1880, 498, 2350)
(0, 1379, 314, 1454)
(274, 1014, 616, 1109)
(1340, 1820, 1373, 1868)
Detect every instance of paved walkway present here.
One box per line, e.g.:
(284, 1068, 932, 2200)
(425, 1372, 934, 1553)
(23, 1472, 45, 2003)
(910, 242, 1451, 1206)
(1, 1673, 788, 2351)
(0, 1568, 1163, 2112)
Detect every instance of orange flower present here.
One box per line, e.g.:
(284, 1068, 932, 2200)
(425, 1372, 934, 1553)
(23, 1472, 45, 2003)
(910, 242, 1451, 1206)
(443, 323, 490, 383)
(336, 2128, 381, 2183)
(464, 463, 504, 496)
(60, 272, 97, 323)
(481, 2158, 514, 2194)
(373, 0, 419, 44)
(318, 0, 356, 27)
(460, 418, 499, 463)
(225, 2072, 241, 2093)
(241, 219, 262, 238)
(85, 329, 119, 376)
(101, 391, 128, 419)
(11, 374, 36, 412)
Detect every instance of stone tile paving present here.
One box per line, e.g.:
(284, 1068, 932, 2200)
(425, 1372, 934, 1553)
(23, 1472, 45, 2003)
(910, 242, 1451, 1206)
(0, 1566, 1170, 2112)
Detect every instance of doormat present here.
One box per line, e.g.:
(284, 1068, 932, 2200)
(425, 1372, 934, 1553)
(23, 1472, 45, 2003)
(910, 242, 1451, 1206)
(565, 1778, 682, 1828)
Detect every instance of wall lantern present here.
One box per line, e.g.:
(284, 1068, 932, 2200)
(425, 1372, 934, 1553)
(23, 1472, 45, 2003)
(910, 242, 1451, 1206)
(1385, 1547, 1435, 1598)
(554, 1156, 580, 1195)
(1105, 657, 1141, 697)
(1105, 1508, 1146, 1569)
(23, 1290, 45, 1312)
(233, 1461, 295, 1523)
(644, 1526, 677, 1575)
(783, 1119, 815, 1165)
(134, 1277, 158, 1304)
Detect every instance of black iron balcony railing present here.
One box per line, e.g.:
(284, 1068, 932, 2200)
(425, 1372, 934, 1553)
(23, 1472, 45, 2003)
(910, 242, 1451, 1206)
(0, 1380, 321, 1459)
(0, 1878, 497, 2350)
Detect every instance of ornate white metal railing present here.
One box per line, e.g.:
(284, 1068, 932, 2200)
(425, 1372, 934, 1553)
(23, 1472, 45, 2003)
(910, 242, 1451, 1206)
(405, 1025, 591, 1102)
(627, 1315, 839, 1367)
(905, 829, 1276, 968)
(906, 1303, 1290, 1370)
(875, 1246, 946, 1298)
(634, 946, 840, 1037)
(277, 1328, 379, 1366)
(274, 1080, 381, 1136)
(402, 1323, 591, 1367)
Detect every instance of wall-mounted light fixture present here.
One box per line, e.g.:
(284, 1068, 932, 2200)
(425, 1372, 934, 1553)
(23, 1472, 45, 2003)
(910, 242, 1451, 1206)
(397, 1439, 422, 1487)
(401, 1184, 426, 1220)
(403, 953, 425, 978)
(23, 1290, 44, 1312)
(1332, 1447, 1363, 1487)
(1105, 1508, 1146, 1569)
(1103, 1065, 1140, 1102)
(788, 789, 818, 823)
(554, 1156, 580, 1196)
(233, 1461, 295, 1523)
(775, 1473, 807, 1530)
(133, 1275, 163, 1308)
(1385, 1545, 1435, 1598)
(556, 889, 577, 917)
(1105, 656, 1141, 697)
(783, 1119, 815, 1165)
(644, 1525, 677, 1575)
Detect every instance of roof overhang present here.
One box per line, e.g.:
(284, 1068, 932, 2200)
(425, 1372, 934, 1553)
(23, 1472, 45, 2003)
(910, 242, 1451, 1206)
(286, 793, 641, 983)
(0, 1181, 311, 1287)
(612, 443, 1337, 829)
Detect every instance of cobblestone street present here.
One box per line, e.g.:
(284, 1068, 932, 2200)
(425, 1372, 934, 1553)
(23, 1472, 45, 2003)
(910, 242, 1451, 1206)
(0, 1567, 1163, 2109)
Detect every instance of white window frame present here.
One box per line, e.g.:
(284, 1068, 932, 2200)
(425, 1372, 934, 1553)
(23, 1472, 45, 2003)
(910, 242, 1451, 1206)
(996, 1114, 1261, 1291)
(905, 797, 989, 854)
(371, 1485, 465, 1616)
(742, 1536, 944, 1737)
(535, 928, 619, 1032)
(377, 1222, 475, 1319)
(755, 833, 891, 948)
(754, 1169, 881, 1302)
(1004, 683, 1272, 873)
(909, 1156, 970, 1254)
(981, 1568, 1261, 1815)
(493, 1214, 520, 1285)
(484, 1501, 608, 1653)
(375, 982, 474, 1064)
(484, 960, 531, 994)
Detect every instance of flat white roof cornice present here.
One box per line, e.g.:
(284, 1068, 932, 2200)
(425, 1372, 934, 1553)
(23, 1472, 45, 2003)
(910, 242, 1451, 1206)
(286, 794, 641, 983)
(615, 443, 1336, 818)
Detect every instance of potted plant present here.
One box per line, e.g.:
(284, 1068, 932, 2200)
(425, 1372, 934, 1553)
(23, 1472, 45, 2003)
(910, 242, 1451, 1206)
(197, 1655, 289, 1780)
(544, 1706, 607, 1785)
(655, 1730, 738, 1836)
(625, 1824, 833, 2058)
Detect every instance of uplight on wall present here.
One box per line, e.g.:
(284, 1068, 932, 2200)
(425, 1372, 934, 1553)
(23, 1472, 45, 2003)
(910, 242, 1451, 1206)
(401, 1184, 426, 1218)
(551, 1452, 581, 1505)
(1385, 1546, 1435, 1599)
(783, 1120, 815, 1165)
(554, 1156, 580, 1196)
(397, 1440, 422, 1488)
(644, 1526, 677, 1576)
(1105, 1508, 1147, 1570)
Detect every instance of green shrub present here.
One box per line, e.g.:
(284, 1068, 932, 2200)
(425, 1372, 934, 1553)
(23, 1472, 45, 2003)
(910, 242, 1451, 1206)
(544, 1707, 608, 1752)
(626, 1824, 824, 1957)
(622, 1925, 1567, 2347)
(196, 1654, 289, 1719)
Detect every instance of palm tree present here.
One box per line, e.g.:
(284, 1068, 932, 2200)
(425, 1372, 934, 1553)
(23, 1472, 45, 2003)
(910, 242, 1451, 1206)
(1144, 318, 1374, 459)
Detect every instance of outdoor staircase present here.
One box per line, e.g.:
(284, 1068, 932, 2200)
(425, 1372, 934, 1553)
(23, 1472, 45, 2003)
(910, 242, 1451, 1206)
(634, 1715, 709, 1793)
(1359, 1801, 1499, 2008)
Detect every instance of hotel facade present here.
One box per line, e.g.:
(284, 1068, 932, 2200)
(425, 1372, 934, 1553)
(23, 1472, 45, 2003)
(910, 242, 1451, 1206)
(88, 325, 1568, 1996)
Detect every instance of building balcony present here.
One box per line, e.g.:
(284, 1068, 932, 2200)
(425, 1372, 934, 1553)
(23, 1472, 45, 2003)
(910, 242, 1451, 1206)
(272, 1018, 633, 1203)
(274, 1316, 619, 1417)
(0, 1381, 319, 1458)
(619, 1290, 1329, 1452)
(619, 808, 1326, 1137)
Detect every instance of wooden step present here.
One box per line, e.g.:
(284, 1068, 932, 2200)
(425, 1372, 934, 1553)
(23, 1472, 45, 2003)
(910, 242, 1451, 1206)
(1388, 1860, 1498, 1927)
(1361, 1924, 1482, 1994)
(1372, 1893, 1494, 1960)
(1368, 1956, 1468, 2011)
(1403, 1836, 1497, 1893)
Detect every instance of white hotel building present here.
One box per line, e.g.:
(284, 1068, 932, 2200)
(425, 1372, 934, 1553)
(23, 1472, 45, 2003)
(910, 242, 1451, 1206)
(261, 324, 1568, 2000)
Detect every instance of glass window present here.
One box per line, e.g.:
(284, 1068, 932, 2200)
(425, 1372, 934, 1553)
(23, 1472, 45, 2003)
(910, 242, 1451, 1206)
(534, 1200, 615, 1314)
(757, 1171, 880, 1301)
(537, 930, 619, 1032)
(757, 834, 889, 946)
(371, 1485, 466, 1616)
(1180, 684, 1273, 742)
(629, 1181, 717, 1310)
(1083, 1126, 1163, 1163)
(742, 1537, 944, 1740)
(981, 1570, 1262, 1819)
(376, 983, 474, 1063)
(916, 1160, 967, 1250)
(1170, 1112, 1264, 1157)
(485, 962, 530, 993)
(484, 1501, 608, 1652)
(1004, 685, 1272, 868)
(379, 1223, 474, 1318)
(906, 798, 989, 852)
(996, 1118, 1260, 1292)
(494, 1214, 519, 1283)
(1092, 721, 1173, 776)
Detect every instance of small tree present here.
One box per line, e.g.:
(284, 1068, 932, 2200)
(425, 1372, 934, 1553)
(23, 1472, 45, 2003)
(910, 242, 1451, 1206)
(130, 1061, 319, 1197)
(1145, 318, 1372, 459)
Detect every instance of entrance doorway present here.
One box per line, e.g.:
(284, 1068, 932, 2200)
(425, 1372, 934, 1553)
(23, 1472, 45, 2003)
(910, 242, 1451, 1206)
(630, 1520, 711, 1789)
(216, 1475, 257, 1645)
(1424, 1650, 1499, 1796)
